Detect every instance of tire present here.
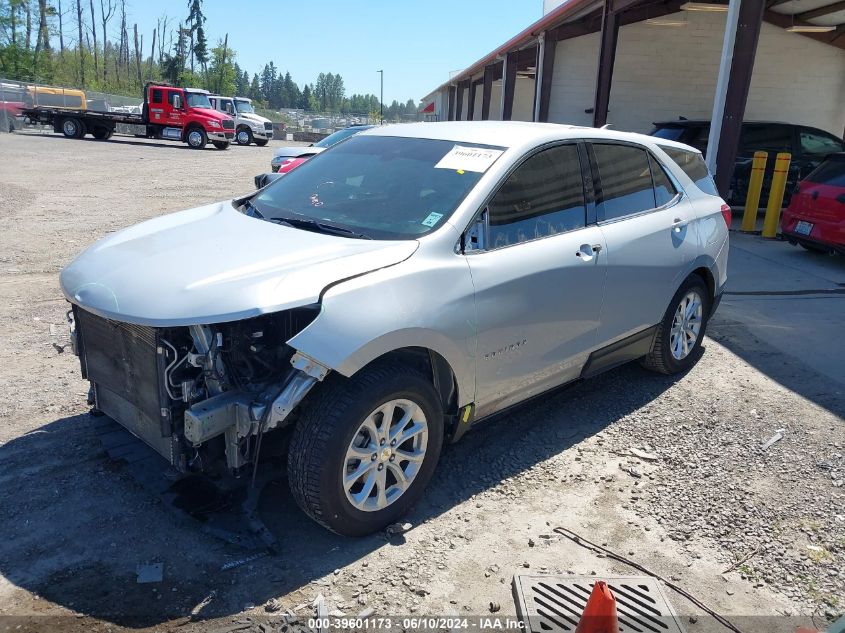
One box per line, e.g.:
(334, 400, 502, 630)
(254, 138, 269, 147)
(800, 242, 828, 254)
(185, 126, 207, 149)
(212, 140, 230, 150)
(640, 275, 711, 375)
(61, 117, 85, 139)
(92, 126, 113, 140)
(288, 361, 444, 536)
(236, 127, 253, 146)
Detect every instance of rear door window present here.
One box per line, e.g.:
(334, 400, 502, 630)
(658, 145, 719, 196)
(805, 159, 845, 187)
(592, 143, 656, 221)
(487, 144, 587, 248)
(799, 129, 844, 157)
(650, 155, 678, 206)
(740, 124, 793, 155)
(151, 89, 163, 104)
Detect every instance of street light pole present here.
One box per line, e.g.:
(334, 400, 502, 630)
(377, 69, 384, 124)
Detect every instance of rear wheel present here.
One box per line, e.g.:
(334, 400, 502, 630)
(236, 127, 253, 145)
(212, 140, 230, 150)
(92, 125, 113, 140)
(287, 362, 444, 536)
(61, 117, 85, 139)
(185, 127, 207, 149)
(255, 138, 269, 147)
(641, 275, 710, 375)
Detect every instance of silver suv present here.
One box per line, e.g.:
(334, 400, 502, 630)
(62, 122, 729, 536)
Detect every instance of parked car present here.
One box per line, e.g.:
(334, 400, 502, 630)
(650, 120, 845, 206)
(61, 122, 729, 536)
(270, 124, 373, 172)
(782, 153, 845, 255)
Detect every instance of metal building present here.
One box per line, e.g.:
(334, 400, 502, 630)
(421, 0, 845, 195)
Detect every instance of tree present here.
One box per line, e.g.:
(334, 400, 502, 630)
(208, 34, 236, 95)
(87, 0, 97, 81)
(187, 0, 207, 76)
(99, 0, 114, 83)
(75, 0, 84, 85)
(248, 72, 260, 101)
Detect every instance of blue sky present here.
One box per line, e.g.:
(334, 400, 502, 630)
(116, 1, 542, 103)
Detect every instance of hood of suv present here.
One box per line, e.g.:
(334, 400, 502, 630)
(60, 201, 418, 326)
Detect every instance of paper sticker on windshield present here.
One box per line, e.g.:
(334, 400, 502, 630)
(421, 212, 444, 227)
(435, 145, 504, 173)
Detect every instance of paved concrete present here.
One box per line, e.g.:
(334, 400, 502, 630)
(710, 229, 845, 407)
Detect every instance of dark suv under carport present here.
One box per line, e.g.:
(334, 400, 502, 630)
(650, 120, 844, 206)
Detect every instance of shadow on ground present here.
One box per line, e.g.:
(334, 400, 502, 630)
(0, 361, 683, 628)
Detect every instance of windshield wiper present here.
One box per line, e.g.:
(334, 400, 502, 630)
(268, 216, 372, 240)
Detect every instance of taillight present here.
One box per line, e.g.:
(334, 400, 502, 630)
(720, 203, 732, 227)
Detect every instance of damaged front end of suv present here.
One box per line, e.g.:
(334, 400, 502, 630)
(70, 303, 328, 474)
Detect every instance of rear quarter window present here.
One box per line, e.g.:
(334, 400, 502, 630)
(805, 159, 845, 187)
(658, 145, 719, 197)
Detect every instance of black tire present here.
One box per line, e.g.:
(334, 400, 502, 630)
(61, 117, 85, 139)
(235, 127, 253, 146)
(185, 126, 207, 149)
(287, 361, 444, 536)
(640, 275, 711, 375)
(254, 138, 269, 147)
(212, 140, 230, 150)
(799, 242, 828, 254)
(92, 126, 113, 140)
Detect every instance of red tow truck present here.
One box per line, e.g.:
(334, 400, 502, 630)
(21, 82, 235, 150)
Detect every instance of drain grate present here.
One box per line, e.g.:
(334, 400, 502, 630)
(513, 575, 685, 633)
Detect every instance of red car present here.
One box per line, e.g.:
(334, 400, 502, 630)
(782, 153, 845, 255)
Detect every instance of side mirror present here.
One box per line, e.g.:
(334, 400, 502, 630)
(173, 95, 183, 110)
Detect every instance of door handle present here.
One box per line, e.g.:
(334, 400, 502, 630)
(575, 244, 602, 259)
(671, 218, 689, 233)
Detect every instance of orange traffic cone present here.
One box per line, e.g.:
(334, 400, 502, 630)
(575, 581, 619, 633)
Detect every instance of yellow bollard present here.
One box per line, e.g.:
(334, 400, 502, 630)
(741, 151, 768, 232)
(761, 152, 792, 239)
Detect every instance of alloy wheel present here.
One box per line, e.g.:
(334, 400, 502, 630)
(342, 399, 428, 512)
(187, 130, 203, 147)
(669, 290, 703, 360)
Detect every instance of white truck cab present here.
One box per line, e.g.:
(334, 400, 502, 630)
(208, 95, 273, 146)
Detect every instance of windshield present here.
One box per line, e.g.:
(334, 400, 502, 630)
(186, 92, 212, 109)
(234, 99, 255, 114)
(250, 135, 504, 240)
(314, 127, 367, 148)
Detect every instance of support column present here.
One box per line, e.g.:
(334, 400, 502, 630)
(592, 1, 619, 128)
(481, 65, 494, 120)
(455, 81, 465, 121)
(501, 51, 518, 121)
(447, 85, 456, 121)
(536, 34, 557, 122)
(714, 0, 766, 197)
(468, 80, 478, 121)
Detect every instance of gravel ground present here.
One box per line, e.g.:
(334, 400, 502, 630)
(0, 130, 842, 633)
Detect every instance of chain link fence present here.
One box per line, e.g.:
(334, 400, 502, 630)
(1, 77, 144, 135)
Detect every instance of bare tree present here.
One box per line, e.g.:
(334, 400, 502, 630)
(147, 27, 157, 81)
(10, 0, 18, 76)
(25, 0, 32, 52)
(33, 0, 51, 70)
(88, 0, 98, 81)
(99, 0, 115, 83)
(57, 0, 65, 53)
(217, 32, 228, 93)
(156, 14, 170, 65)
(76, 0, 85, 86)
(133, 23, 142, 87)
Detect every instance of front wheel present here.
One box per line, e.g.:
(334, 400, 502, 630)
(212, 140, 230, 150)
(640, 275, 710, 375)
(236, 127, 253, 145)
(287, 362, 444, 536)
(185, 127, 207, 149)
